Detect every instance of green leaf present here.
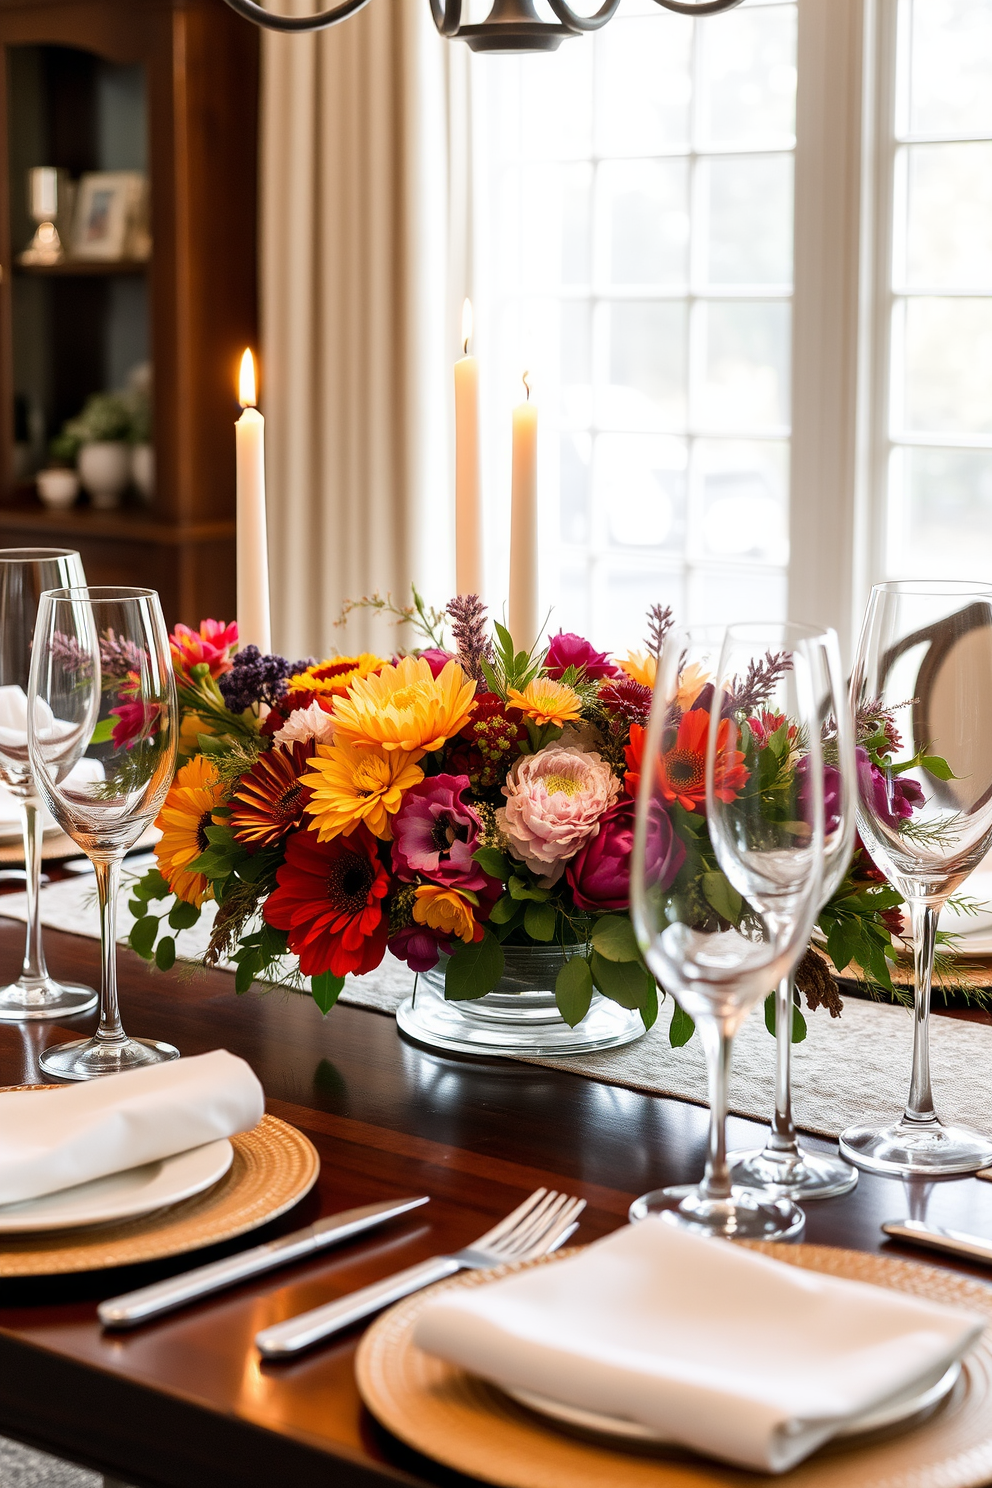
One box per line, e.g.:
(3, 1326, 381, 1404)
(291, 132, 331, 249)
(590, 914, 640, 963)
(825, 917, 863, 974)
(489, 893, 518, 926)
(234, 954, 260, 994)
(763, 990, 808, 1043)
(669, 1003, 696, 1047)
(508, 875, 549, 902)
(155, 936, 176, 971)
(196, 732, 229, 755)
(444, 932, 506, 1001)
(89, 717, 116, 745)
(473, 846, 510, 880)
(168, 899, 201, 931)
(311, 971, 345, 1015)
(524, 900, 556, 942)
(130, 868, 170, 901)
(128, 914, 159, 959)
(590, 951, 654, 1010)
(701, 871, 742, 925)
(639, 981, 659, 1032)
(555, 955, 594, 1027)
(920, 754, 956, 781)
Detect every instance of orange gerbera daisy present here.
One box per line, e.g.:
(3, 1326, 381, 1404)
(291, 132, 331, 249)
(331, 656, 476, 757)
(412, 884, 482, 945)
(619, 651, 657, 689)
(287, 654, 385, 699)
(303, 740, 423, 840)
(154, 754, 227, 905)
(659, 709, 749, 813)
(229, 741, 312, 848)
(506, 678, 582, 729)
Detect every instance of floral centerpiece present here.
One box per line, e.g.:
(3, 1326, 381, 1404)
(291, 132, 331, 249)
(128, 596, 953, 1044)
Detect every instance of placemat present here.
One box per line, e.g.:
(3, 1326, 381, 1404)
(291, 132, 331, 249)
(3, 877, 992, 1144)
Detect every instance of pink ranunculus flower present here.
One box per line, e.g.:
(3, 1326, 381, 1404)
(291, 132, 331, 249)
(392, 773, 491, 890)
(543, 632, 618, 681)
(497, 743, 621, 883)
(567, 799, 684, 912)
(170, 619, 239, 681)
(273, 699, 337, 748)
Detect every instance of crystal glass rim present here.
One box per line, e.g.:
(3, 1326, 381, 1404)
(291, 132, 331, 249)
(0, 547, 79, 563)
(39, 585, 159, 605)
(870, 579, 992, 598)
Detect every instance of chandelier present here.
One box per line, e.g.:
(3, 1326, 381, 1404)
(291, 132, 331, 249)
(222, 0, 744, 53)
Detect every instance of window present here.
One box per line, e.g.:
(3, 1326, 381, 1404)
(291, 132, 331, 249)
(878, 0, 992, 583)
(473, 0, 797, 650)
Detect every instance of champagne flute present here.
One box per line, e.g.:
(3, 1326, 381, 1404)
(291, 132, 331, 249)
(629, 624, 824, 1239)
(730, 627, 859, 1199)
(28, 586, 179, 1080)
(0, 548, 97, 1020)
(841, 580, 992, 1175)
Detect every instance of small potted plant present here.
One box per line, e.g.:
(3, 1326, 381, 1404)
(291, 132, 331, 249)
(36, 431, 81, 510)
(66, 393, 133, 510)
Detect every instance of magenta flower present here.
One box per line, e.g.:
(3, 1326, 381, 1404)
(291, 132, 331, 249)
(418, 648, 456, 678)
(391, 773, 491, 889)
(856, 747, 925, 829)
(543, 632, 618, 681)
(566, 800, 684, 912)
(388, 922, 454, 973)
(110, 699, 161, 750)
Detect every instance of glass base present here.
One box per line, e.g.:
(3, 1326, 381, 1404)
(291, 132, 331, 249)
(628, 1183, 805, 1240)
(730, 1146, 858, 1200)
(0, 977, 98, 1021)
(396, 989, 643, 1058)
(39, 1035, 179, 1082)
(839, 1117, 992, 1177)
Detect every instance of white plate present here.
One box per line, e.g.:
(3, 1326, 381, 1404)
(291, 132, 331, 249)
(506, 1360, 961, 1446)
(0, 1138, 233, 1233)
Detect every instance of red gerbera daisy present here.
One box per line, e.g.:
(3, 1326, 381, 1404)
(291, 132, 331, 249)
(229, 741, 313, 848)
(658, 709, 749, 812)
(263, 824, 389, 978)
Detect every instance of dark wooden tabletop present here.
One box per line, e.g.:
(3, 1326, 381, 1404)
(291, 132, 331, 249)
(2, 919, 992, 1488)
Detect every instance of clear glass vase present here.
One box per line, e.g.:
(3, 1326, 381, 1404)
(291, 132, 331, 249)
(396, 943, 645, 1058)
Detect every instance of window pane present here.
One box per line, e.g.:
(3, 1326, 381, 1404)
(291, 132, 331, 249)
(902, 297, 992, 435)
(697, 439, 789, 564)
(704, 154, 794, 286)
(602, 159, 689, 287)
(888, 446, 992, 578)
(601, 564, 685, 652)
(697, 300, 791, 432)
(686, 567, 787, 627)
(698, 5, 797, 149)
(560, 432, 591, 545)
(601, 301, 687, 431)
(906, 0, 992, 138)
(904, 142, 992, 291)
(519, 46, 593, 161)
(595, 16, 693, 157)
(594, 432, 687, 551)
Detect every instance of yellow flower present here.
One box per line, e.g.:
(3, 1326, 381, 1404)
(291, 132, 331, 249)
(413, 884, 480, 944)
(676, 662, 710, 711)
(506, 678, 582, 729)
(287, 654, 386, 698)
(178, 710, 213, 759)
(331, 656, 476, 757)
(154, 755, 227, 906)
(303, 741, 423, 840)
(619, 651, 657, 689)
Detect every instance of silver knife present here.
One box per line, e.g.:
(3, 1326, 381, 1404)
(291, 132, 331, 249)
(881, 1218, 992, 1265)
(98, 1195, 429, 1328)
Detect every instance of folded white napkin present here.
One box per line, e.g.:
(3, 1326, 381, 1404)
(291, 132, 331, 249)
(413, 1218, 985, 1473)
(0, 1050, 264, 1206)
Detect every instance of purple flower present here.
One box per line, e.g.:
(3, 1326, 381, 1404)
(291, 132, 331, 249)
(218, 647, 311, 714)
(856, 746, 925, 829)
(392, 774, 491, 889)
(566, 799, 685, 912)
(418, 648, 455, 678)
(388, 923, 454, 973)
(796, 759, 843, 836)
(544, 632, 618, 681)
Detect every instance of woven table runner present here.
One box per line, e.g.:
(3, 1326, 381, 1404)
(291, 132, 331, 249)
(4, 876, 992, 1144)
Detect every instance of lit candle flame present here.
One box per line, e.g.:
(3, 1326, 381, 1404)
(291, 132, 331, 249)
(461, 299, 473, 357)
(522, 370, 531, 402)
(238, 348, 257, 409)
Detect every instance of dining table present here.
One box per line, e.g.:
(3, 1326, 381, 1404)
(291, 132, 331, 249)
(3, 915, 992, 1488)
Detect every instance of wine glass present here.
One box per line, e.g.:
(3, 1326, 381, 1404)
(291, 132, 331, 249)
(0, 548, 97, 1021)
(729, 626, 859, 1199)
(840, 580, 992, 1175)
(629, 624, 824, 1240)
(28, 586, 179, 1080)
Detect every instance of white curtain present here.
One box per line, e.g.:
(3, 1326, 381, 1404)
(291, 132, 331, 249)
(260, 0, 471, 660)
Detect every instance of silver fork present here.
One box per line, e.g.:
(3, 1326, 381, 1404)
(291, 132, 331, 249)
(254, 1186, 585, 1358)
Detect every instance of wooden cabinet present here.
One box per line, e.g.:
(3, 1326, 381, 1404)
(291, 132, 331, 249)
(0, 0, 259, 627)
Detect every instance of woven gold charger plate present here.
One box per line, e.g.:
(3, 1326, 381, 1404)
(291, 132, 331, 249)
(356, 1242, 992, 1488)
(0, 1108, 319, 1276)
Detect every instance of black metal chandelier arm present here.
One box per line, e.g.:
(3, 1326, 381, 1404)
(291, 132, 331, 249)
(221, 0, 373, 32)
(428, 0, 464, 39)
(651, 0, 745, 13)
(545, 0, 621, 33)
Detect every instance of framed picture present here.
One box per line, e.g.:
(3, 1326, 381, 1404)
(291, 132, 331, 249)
(71, 172, 149, 262)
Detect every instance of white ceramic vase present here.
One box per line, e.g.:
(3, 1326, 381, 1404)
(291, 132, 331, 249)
(78, 441, 130, 510)
(131, 443, 154, 503)
(36, 468, 80, 511)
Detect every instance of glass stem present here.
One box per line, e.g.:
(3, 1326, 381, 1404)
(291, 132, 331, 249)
(19, 796, 49, 988)
(905, 899, 939, 1127)
(699, 1017, 734, 1201)
(93, 855, 125, 1046)
(766, 973, 799, 1157)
